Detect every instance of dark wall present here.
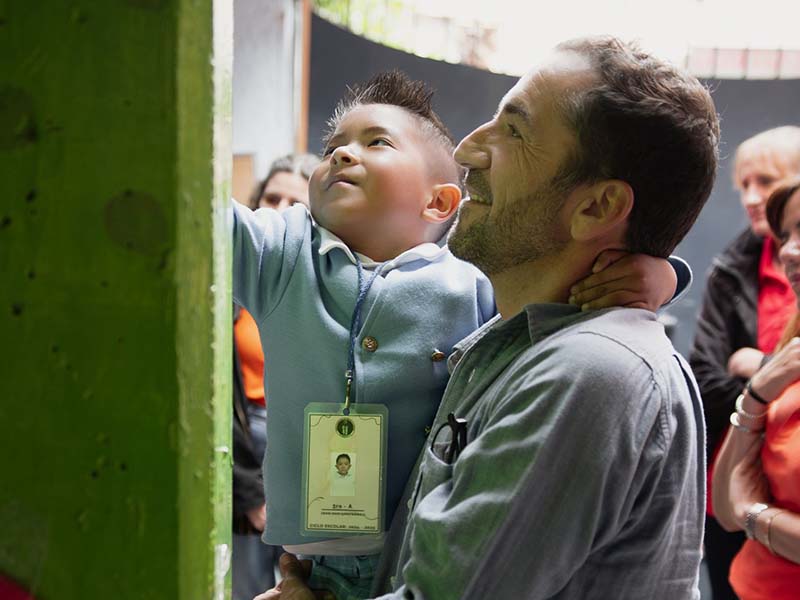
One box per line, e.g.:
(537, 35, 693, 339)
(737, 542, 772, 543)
(308, 15, 516, 153)
(309, 14, 800, 355)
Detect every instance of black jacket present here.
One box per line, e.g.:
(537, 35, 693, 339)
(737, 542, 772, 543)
(689, 228, 761, 457)
(232, 306, 266, 535)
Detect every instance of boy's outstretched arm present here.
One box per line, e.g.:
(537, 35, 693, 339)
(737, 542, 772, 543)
(568, 249, 688, 312)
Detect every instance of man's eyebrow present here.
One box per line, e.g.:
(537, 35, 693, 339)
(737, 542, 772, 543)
(499, 102, 532, 126)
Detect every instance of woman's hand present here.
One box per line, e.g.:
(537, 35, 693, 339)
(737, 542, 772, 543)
(728, 436, 771, 530)
(749, 337, 800, 403)
(727, 347, 765, 379)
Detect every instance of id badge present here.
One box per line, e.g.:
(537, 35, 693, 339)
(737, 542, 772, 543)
(301, 402, 388, 536)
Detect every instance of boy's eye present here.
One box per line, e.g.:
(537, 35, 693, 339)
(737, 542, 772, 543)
(322, 146, 334, 157)
(369, 138, 391, 148)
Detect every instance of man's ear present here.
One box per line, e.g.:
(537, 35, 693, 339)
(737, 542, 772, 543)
(422, 183, 462, 224)
(569, 180, 633, 242)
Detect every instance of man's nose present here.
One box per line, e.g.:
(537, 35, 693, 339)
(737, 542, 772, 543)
(454, 124, 491, 170)
(331, 145, 358, 166)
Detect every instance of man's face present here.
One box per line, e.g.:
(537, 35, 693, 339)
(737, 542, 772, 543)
(259, 171, 309, 211)
(308, 104, 434, 244)
(448, 51, 593, 275)
(735, 152, 791, 237)
(336, 457, 351, 475)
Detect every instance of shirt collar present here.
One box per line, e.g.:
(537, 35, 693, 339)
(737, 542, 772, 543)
(317, 225, 448, 270)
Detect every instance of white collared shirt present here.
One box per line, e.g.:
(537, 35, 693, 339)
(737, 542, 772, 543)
(317, 225, 448, 271)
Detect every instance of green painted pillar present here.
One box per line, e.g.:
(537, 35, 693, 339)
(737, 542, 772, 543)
(0, 1, 233, 598)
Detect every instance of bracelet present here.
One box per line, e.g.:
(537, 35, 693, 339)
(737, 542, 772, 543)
(746, 380, 769, 405)
(765, 509, 786, 555)
(745, 502, 770, 540)
(735, 393, 768, 420)
(729, 412, 764, 434)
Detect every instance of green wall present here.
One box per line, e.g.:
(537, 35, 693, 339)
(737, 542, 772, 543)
(0, 1, 232, 598)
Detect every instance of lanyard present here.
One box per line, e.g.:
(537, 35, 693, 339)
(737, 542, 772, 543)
(344, 257, 384, 413)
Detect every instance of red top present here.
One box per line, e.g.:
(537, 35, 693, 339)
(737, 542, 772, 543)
(729, 381, 800, 599)
(707, 237, 793, 516)
(0, 577, 35, 600)
(757, 236, 795, 353)
(234, 308, 266, 407)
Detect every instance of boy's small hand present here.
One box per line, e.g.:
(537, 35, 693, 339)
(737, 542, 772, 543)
(569, 250, 677, 312)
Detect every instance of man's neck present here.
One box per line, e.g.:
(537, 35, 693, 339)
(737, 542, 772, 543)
(489, 250, 594, 320)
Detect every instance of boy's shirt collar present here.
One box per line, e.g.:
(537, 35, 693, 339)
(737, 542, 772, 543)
(317, 224, 447, 270)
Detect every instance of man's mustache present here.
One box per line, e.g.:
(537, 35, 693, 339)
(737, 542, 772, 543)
(464, 171, 492, 202)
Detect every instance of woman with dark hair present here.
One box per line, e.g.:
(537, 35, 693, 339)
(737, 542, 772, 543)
(247, 153, 319, 211)
(713, 178, 800, 599)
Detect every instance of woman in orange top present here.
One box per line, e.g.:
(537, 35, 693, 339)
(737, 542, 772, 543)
(713, 177, 800, 600)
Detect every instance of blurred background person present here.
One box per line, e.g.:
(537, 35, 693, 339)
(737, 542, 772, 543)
(232, 152, 319, 600)
(248, 153, 320, 211)
(690, 126, 800, 599)
(712, 177, 800, 600)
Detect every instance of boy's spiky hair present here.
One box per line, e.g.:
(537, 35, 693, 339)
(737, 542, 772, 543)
(323, 71, 460, 183)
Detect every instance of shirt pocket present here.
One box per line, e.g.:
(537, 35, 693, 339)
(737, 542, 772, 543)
(414, 444, 454, 505)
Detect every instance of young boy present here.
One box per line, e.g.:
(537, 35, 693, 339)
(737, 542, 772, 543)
(233, 72, 685, 599)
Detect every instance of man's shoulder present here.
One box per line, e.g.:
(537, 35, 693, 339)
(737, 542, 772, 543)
(552, 308, 674, 366)
(518, 308, 685, 409)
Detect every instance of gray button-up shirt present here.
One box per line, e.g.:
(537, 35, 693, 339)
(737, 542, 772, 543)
(374, 304, 705, 599)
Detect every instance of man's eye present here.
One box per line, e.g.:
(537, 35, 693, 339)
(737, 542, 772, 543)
(508, 123, 521, 138)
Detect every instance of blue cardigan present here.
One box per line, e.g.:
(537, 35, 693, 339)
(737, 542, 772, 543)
(232, 202, 496, 546)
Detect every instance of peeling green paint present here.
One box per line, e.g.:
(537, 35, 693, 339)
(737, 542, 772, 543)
(0, 1, 232, 598)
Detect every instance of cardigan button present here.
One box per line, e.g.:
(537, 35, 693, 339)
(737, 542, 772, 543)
(431, 349, 446, 362)
(362, 336, 379, 352)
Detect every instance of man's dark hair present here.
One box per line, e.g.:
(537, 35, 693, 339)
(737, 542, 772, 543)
(555, 37, 720, 257)
(324, 71, 463, 187)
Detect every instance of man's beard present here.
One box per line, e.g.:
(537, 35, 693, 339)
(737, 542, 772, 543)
(448, 176, 569, 276)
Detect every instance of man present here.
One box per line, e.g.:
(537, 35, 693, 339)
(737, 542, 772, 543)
(259, 36, 719, 600)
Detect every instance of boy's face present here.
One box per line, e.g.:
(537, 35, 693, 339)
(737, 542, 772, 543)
(336, 457, 351, 475)
(309, 104, 436, 255)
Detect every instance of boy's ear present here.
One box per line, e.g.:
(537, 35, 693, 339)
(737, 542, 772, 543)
(569, 180, 633, 242)
(421, 183, 462, 224)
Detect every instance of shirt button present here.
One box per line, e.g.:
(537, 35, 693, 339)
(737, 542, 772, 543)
(362, 336, 379, 352)
(431, 349, 446, 362)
